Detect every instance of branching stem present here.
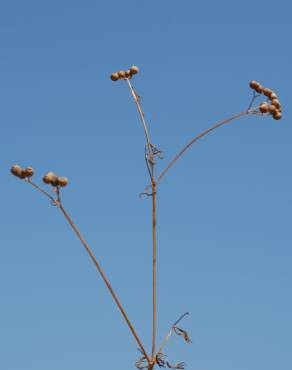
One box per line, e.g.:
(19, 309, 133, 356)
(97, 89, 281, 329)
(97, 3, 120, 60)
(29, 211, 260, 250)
(25, 180, 151, 364)
(156, 111, 250, 185)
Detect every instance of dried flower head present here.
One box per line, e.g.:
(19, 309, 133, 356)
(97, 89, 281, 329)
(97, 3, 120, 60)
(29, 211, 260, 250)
(268, 104, 277, 115)
(271, 99, 281, 109)
(255, 84, 264, 94)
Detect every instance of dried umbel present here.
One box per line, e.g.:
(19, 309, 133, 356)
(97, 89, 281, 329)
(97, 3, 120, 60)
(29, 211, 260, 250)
(249, 80, 283, 120)
(11, 165, 34, 179)
(110, 65, 140, 81)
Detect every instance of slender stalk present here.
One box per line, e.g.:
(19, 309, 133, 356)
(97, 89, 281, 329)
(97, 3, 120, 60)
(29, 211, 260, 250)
(126, 78, 152, 157)
(25, 179, 150, 363)
(125, 77, 158, 363)
(151, 180, 157, 360)
(57, 201, 151, 363)
(156, 111, 250, 185)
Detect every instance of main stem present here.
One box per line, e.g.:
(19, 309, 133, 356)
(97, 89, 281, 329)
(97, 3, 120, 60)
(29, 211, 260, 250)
(151, 179, 157, 361)
(58, 201, 150, 363)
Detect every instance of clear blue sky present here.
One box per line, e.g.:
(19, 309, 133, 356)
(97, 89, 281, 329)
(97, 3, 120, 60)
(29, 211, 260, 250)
(1, 1, 291, 369)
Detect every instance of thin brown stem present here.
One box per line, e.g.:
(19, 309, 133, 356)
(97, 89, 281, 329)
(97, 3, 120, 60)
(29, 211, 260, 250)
(126, 78, 152, 158)
(25, 180, 150, 363)
(151, 180, 157, 361)
(58, 201, 151, 363)
(156, 111, 250, 185)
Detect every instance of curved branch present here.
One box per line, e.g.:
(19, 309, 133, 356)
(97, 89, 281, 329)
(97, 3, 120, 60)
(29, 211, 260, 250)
(156, 111, 250, 185)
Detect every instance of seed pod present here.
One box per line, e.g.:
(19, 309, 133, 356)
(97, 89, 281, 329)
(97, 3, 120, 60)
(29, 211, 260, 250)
(118, 70, 126, 79)
(249, 80, 259, 90)
(23, 167, 34, 177)
(125, 70, 131, 78)
(130, 65, 139, 75)
(19, 170, 27, 179)
(11, 165, 23, 177)
(255, 84, 264, 94)
(58, 176, 69, 187)
(269, 92, 278, 100)
(43, 172, 58, 186)
(271, 99, 281, 109)
(110, 72, 119, 81)
(268, 104, 277, 114)
(273, 111, 282, 120)
(263, 88, 273, 98)
(259, 102, 269, 113)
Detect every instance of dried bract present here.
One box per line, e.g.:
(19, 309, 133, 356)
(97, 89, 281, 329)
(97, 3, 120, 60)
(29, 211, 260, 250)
(173, 326, 192, 343)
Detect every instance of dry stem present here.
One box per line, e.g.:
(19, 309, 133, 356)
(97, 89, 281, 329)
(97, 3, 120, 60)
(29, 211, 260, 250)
(26, 180, 151, 364)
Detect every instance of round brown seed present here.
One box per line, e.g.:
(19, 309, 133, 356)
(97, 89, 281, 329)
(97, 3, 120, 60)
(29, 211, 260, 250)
(268, 105, 277, 114)
(269, 92, 278, 100)
(259, 102, 269, 113)
(273, 111, 282, 120)
(11, 165, 23, 177)
(130, 65, 139, 75)
(271, 99, 281, 109)
(255, 84, 264, 94)
(125, 70, 131, 78)
(118, 70, 126, 79)
(263, 88, 273, 98)
(58, 176, 69, 187)
(23, 167, 34, 177)
(43, 172, 58, 185)
(110, 72, 119, 81)
(249, 80, 259, 89)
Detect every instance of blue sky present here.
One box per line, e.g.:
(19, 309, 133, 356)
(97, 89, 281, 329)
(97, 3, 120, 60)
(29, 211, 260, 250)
(0, 1, 291, 369)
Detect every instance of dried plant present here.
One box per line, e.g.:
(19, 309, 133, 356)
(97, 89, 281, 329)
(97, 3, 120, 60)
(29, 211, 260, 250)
(11, 66, 282, 369)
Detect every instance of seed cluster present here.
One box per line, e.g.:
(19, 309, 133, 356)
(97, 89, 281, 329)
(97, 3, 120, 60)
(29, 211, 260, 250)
(11, 165, 34, 179)
(43, 172, 69, 187)
(110, 65, 139, 81)
(249, 80, 282, 120)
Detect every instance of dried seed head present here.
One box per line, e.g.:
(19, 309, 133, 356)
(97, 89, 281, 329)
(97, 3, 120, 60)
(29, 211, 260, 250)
(271, 99, 281, 109)
(118, 70, 126, 79)
(19, 170, 27, 179)
(249, 80, 259, 90)
(259, 102, 269, 113)
(23, 167, 34, 178)
(110, 72, 119, 81)
(130, 65, 139, 75)
(58, 176, 69, 187)
(268, 104, 277, 114)
(11, 164, 23, 177)
(273, 111, 282, 120)
(263, 88, 273, 98)
(43, 172, 58, 185)
(255, 84, 264, 94)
